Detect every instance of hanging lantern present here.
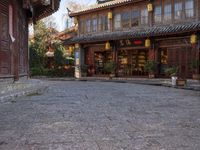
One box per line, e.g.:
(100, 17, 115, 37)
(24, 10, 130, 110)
(108, 11, 113, 19)
(75, 43, 80, 49)
(190, 34, 197, 44)
(105, 41, 111, 50)
(147, 3, 153, 12)
(74, 17, 78, 25)
(69, 46, 73, 52)
(145, 39, 151, 48)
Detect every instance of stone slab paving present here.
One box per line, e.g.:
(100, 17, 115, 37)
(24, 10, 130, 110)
(0, 81, 199, 150)
(0, 79, 48, 103)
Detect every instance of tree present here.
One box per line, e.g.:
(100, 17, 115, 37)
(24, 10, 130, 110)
(29, 20, 59, 71)
(63, 1, 86, 29)
(54, 43, 66, 68)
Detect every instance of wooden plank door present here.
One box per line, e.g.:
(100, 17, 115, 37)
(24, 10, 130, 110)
(0, 1, 11, 75)
(17, 7, 28, 75)
(167, 47, 190, 78)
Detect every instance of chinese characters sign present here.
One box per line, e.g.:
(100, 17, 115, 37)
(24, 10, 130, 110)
(118, 39, 145, 47)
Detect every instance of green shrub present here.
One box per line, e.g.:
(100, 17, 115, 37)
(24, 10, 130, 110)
(144, 60, 157, 73)
(104, 61, 116, 74)
(30, 67, 74, 77)
(189, 59, 200, 73)
(164, 66, 178, 77)
(30, 67, 44, 76)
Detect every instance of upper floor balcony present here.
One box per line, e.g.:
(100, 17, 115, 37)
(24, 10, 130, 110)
(69, 0, 200, 37)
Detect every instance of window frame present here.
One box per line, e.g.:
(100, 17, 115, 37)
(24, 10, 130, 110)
(79, 20, 85, 35)
(92, 18, 97, 32)
(185, 0, 195, 19)
(163, 0, 172, 22)
(174, 0, 183, 20)
(140, 7, 148, 25)
(154, 5, 162, 24)
(131, 9, 140, 27)
(98, 15, 108, 32)
(85, 19, 91, 33)
(114, 13, 121, 30)
(121, 11, 131, 29)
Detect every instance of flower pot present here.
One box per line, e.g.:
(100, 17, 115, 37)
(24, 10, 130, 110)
(192, 74, 200, 80)
(109, 73, 115, 79)
(148, 73, 155, 78)
(176, 79, 187, 86)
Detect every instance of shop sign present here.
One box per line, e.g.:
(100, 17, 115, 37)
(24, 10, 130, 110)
(75, 51, 80, 65)
(75, 67, 81, 78)
(118, 39, 145, 47)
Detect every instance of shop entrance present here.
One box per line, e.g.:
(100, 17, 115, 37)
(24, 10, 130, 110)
(158, 46, 194, 78)
(94, 51, 113, 75)
(118, 49, 148, 77)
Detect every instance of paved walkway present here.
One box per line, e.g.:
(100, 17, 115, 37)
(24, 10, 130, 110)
(0, 77, 199, 104)
(43, 77, 200, 91)
(0, 79, 47, 103)
(0, 81, 199, 149)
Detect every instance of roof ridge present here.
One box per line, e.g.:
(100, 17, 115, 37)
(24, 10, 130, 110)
(69, 0, 134, 16)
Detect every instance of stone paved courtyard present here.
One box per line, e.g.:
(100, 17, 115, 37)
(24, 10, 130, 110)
(0, 81, 199, 150)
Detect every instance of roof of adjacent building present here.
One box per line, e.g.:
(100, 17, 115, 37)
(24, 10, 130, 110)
(69, 0, 140, 17)
(63, 21, 200, 44)
(32, 0, 61, 21)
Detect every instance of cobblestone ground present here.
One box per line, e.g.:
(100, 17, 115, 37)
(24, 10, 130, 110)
(0, 81, 200, 150)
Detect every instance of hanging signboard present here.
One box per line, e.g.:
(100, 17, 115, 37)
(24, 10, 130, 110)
(75, 51, 80, 66)
(117, 39, 145, 47)
(74, 51, 81, 78)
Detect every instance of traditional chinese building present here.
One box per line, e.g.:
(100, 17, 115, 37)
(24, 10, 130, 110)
(66, 0, 200, 78)
(0, 0, 60, 82)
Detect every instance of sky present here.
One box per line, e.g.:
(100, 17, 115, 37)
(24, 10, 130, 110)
(52, 0, 96, 31)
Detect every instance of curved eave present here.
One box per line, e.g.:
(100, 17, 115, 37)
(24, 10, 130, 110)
(63, 22, 200, 45)
(69, 0, 142, 17)
(33, 0, 60, 21)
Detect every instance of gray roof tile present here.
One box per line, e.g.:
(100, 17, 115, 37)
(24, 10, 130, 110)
(70, 0, 134, 16)
(64, 22, 200, 44)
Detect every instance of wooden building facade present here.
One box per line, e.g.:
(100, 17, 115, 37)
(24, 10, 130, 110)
(66, 0, 200, 78)
(0, 0, 60, 82)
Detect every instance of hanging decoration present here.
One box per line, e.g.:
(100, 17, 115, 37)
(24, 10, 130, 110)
(145, 38, 151, 47)
(75, 43, 80, 49)
(190, 34, 197, 44)
(108, 11, 113, 19)
(147, 3, 153, 12)
(105, 41, 111, 50)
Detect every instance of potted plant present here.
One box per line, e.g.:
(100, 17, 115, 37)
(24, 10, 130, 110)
(189, 59, 200, 80)
(144, 60, 157, 78)
(103, 60, 116, 79)
(164, 66, 178, 86)
(81, 65, 88, 77)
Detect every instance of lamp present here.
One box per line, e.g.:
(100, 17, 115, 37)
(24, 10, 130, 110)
(105, 41, 111, 50)
(147, 3, 153, 12)
(108, 11, 112, 19)
(75, 43, 80, 49)
(190, 34, 197, 44)
(69, 46, 73, 52)
(145, 39, 151, 47)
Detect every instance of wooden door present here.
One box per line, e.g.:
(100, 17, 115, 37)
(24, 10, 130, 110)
(0, 1, 11, 75)
(17, 5, 28, 75)
(167, 47, 191, 78)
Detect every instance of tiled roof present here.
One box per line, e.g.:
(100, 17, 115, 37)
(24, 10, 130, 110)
(63, 21, 200, 44)
(69, 0, 135, 16)
(34, 0, 61, 20)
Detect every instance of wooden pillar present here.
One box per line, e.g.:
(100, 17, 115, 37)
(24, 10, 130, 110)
(113, 41, 117, 76)
(74, 44, 81, 78)
(13, 1, 19, 81)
